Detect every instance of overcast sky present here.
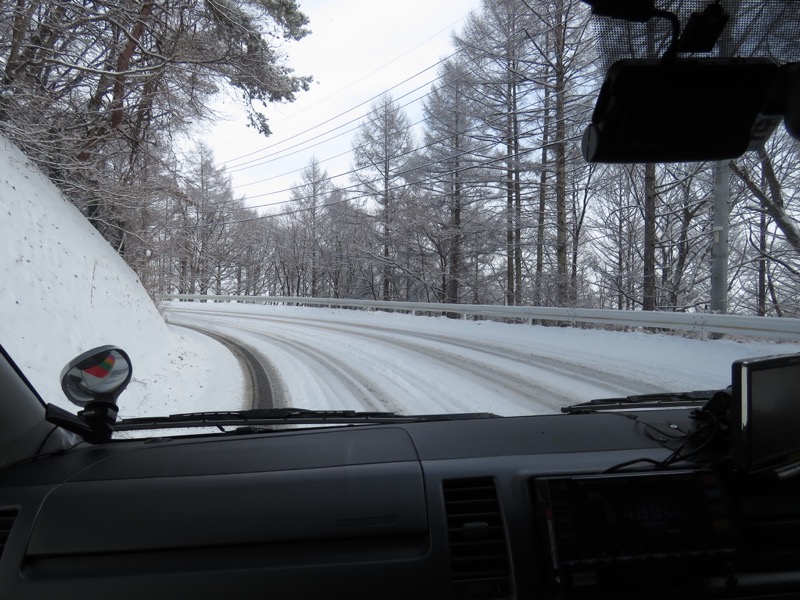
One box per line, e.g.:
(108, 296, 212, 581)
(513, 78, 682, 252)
(195, 0, 485, 214)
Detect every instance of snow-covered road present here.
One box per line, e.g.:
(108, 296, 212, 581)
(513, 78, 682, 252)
(164, 302, 796, 416)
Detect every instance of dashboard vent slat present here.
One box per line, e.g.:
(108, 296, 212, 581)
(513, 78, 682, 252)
(0, 508, 19, 561)
(443, 478, 511, 599)
(738, 490, 800, 569)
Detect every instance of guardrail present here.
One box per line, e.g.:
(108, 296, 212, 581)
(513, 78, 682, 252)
(160, 294, 800, 342)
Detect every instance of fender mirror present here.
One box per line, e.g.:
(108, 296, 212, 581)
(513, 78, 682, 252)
(45, 346, 132, 443)
(61, 345, 132, 407)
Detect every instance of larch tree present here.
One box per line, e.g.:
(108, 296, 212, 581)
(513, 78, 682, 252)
(419, 58, 487, 304)
(455, 0, 537, 306)
(287, 158, 331, 298)
(351, 94, 416, 301)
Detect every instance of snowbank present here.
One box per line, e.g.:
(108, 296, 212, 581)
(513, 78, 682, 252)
(0, 135, 245, 415)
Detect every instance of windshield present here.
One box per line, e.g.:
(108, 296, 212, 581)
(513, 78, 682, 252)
(1, 0, 798, 431)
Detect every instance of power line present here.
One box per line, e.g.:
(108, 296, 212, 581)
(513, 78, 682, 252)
(218, 6, 581, 175)
(235, 109, 561, 207)
(218, 9, 478, 167)
(171, 5, 600, 224)
(221, 80, 578, 200)
(192, 95, 591, 216)
(159, 128, 589, 231)
(176, 103, 567, 223)
(226, 70, 445, 174)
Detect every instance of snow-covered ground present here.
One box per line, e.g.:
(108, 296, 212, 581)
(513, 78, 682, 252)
(0, 134, 245, 417)
(2, 131, 797, 423)
(166, 302, 798, 416)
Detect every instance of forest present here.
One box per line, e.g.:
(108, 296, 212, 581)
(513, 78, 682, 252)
(1, 0, 798, 317)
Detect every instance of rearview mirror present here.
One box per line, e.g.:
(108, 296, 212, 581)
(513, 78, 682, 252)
(582, 58, 780, 163)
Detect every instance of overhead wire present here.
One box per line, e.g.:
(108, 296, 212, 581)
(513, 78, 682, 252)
(218, 9, 480, 167)
(172, 108, 572, 222)
(231, 94, 549, 197)
(202, 45, 589, 203)
(218, 9, 587, 175)
(172, 142, 589, 242)
(160, 126, 590, 231)
(221, 39, 519, 176)
(226, 69, 449, 175)
(217, 91, 588, 208)
(182, 49, 562, 212)
(224, 53, 458, 172)
(167, 7, 600, 229)
(187, 96, 591, 217)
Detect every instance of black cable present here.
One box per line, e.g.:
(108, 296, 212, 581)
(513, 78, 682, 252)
(655, 9, 682, 61)
(220, 8, 584, 172)
(157, 126, 590, 230)
(663, 411, 719, 465)
(615, 411, 689, 441)
(33, 424, 59, 456)
(651, 411, 718, 469)
(602, 409, 719, 474)
(0, 437, 87, 474)
(603, 457, 663, 474)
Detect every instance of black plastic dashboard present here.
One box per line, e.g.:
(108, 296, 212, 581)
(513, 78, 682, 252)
(1, 411, 799, 600)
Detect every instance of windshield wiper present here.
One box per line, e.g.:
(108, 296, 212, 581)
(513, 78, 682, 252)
(114, 408, 499, 431)
(561, 390, 719, 414)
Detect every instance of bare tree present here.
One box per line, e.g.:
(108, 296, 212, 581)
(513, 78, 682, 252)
(351, 94, 416, 300)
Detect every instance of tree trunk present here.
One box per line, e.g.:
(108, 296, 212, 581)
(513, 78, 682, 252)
(758, 211, 767, 316)
(668, 190, 692, 309)
(535, 86, 550, 306)
(446, 149, 462, 304)
(554, 0, 568, 305)
(506, 140, 515, 306)
(512, 85, 523, 306)
(617, 208, 624, 310)
(642, 163, 657, 311)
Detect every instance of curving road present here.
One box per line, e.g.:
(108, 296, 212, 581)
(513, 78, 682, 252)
(160, 302, 765, 417)
(172, 323, 275, 410)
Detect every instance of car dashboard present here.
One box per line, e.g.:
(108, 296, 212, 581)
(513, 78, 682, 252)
(1, 410, 799, 600)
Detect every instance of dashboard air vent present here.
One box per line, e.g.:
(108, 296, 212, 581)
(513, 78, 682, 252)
(738, 488, 800, 569)
(0, 508, 19, 561)
(442, 477, 511, 599)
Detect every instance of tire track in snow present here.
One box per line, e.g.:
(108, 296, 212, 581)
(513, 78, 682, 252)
(261, 320, 562, 413)
(166, 307, 642, 413)
(170, 322, 275, 410)
(171, 310, 532, 411)
(169, 311, 424, 412)
(225, 323, 393, 413)
(174, 309, 655, 402)
(170, 314, 450, 413)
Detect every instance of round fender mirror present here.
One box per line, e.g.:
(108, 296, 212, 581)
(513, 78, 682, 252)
(61, 345, 132, 408)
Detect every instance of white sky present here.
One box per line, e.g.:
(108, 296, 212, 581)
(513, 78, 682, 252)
(196, 0, 485, 215)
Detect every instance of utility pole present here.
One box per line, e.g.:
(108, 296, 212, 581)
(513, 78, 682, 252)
(709, 161, 730, 316)
(710, 1, 736, 320)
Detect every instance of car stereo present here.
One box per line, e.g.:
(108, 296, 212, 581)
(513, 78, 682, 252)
(533, 470, 736, 594)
